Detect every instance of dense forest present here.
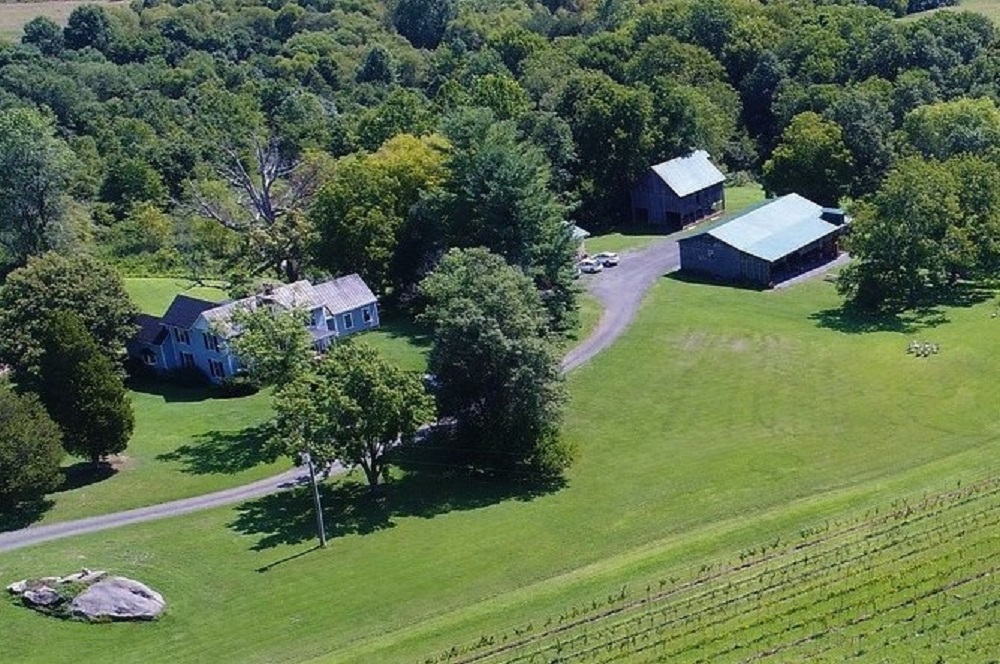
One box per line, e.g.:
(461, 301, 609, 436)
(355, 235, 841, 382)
(0, 0, 997, 313)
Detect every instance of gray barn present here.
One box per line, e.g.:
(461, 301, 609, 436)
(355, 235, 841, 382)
(678, 194, 847, 287)
(630, 150, 725, 229)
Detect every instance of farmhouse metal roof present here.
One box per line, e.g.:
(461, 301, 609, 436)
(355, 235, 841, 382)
(312, 274, 377, 315)
(705, 194, 842, 262)
(199, 274, 377, 337)
(160, 294, 219, 329)
(650, 150, 726, 198)
(257, 280, 319, 309)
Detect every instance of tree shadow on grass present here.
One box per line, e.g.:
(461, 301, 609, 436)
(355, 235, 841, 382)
(56, 462, 117, 493)
(0, 497, 54, 532)
(376, 313, 433, 350)
(156, 423, 275, 475)
(228, 444, 565, 551)
(128, 381, 220, 403)
(811, 285, 994, 335)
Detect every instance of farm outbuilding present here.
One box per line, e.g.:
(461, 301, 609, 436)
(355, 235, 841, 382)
(630, 150, 725, 229)
(678, 194, 847, 287)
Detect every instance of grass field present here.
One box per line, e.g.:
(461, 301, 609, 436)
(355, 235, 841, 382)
(957, 0, 1000, 22)
(586, 184, 765, 255)
(902, 0, 1000, 23)
(2, 275, 998, 663)
(0, 0, 127, 40)
(123, 277, 229, 316)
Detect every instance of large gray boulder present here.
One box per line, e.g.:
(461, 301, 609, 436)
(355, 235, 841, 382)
(69, 576, 166, 622)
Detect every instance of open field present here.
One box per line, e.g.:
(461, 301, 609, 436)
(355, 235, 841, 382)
(586, 184, 765, 255)
(902, 0, 1000, 23)
(124, 277, 229, 317)
(2, 275, 999, 663)
(0, 0, 127, 40)
(957, 0, 1000, 22)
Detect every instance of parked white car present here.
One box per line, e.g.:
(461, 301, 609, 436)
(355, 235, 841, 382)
(577, 258, 604, 274)
(593, 251, 620, 267)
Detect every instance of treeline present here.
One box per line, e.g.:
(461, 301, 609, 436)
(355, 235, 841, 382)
(0, 0, 998, 308)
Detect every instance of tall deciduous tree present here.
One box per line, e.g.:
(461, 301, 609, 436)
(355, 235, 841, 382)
(0, 108, 78, 269)
(827, 83, 895, 198)
(272, 342, 433, 488)
(0, 383, 64, 507)
(36, 314, 134, 464)
(419, 248, 573, 477)
(63, 4, 113, 52)
(21, 16, 64, 56)
(0, 252, 138, 382)
(762, 111, 853, 207)
(226, 305, 313, 389)
(391, 0, 456, 50)
(838, 156, 1000, 310)
(900, 97, 1000, 161)
(557, 71, 652, 228)
(437, 117, 578, 331)
(310, 133, 449, 295)
(190, 138, 324, 282)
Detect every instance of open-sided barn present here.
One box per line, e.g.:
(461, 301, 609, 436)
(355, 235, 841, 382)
(678, 194, 847, 287)
(630, 150, 725, 228)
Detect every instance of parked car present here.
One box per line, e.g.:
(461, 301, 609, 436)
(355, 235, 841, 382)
(593, 251, 620, 267)
(577, 258, 604, 274)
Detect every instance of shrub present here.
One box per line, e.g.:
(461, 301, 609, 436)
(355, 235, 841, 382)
(218, 373, 260, 398)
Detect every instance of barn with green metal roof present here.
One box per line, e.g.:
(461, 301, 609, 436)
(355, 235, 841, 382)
(677, 194, 847, 287)
(630, 150, 726, 228)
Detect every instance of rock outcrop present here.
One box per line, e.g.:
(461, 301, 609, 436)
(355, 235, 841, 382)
(69, 577, 165, 621)
(6, 569, 165, 621)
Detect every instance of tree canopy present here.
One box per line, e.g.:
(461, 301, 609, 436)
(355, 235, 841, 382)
(0, 383, 64, 507)
(420, 248, 572, 477)
(271, 341, 433, 488)
(0, 108, 78, 270)
(36, 313, 134, 464)
(0, 252, 138, 383)
(839, 156, 1000, 310)
(0, 0, 994, 313)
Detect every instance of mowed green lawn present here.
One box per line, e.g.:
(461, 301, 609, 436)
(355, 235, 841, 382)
(587, 183, 765, 255)
(124, 277, 229, 316)
(2, 276, 999, 663)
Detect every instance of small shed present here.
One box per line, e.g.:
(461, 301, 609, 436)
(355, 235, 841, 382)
(631, 150, 726, 228)
(678, 194, 847, 287)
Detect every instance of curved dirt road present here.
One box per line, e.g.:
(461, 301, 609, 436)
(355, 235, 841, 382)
(0, 239, 679, 553)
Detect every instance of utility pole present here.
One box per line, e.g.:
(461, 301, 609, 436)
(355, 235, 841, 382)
(302, 450, 327, 547)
